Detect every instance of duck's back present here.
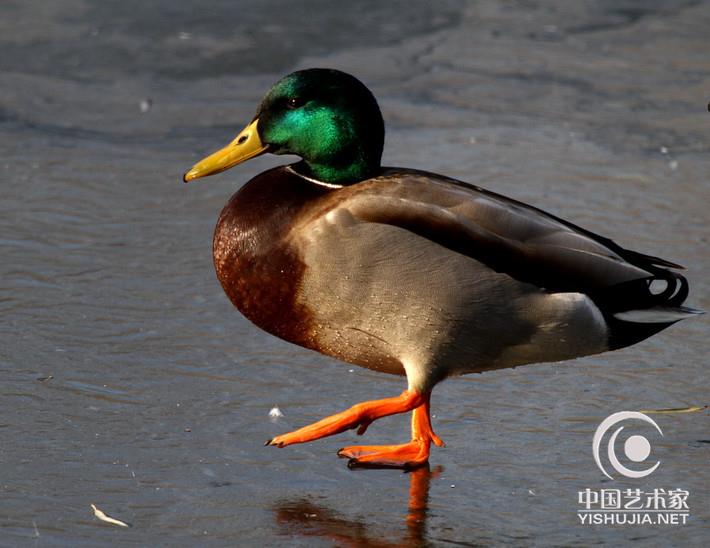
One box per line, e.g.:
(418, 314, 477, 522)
(215, 166, 694, 390)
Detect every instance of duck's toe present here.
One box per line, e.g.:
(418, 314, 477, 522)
(339, 440, 431, 470)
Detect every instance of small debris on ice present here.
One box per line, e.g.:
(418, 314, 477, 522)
(269, 406, 284, 419)
(139, 98, 152, 113)
(91, 504, 131, 527)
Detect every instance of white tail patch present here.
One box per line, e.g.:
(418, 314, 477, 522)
(648, 279, 669, 295)
(614, 306, 704, 324)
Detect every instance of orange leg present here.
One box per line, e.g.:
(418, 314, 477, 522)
(266, 390, 425, 448)
(337, 393, 444, 469)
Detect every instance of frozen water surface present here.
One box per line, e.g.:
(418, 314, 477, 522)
(1, 1, 708, 545)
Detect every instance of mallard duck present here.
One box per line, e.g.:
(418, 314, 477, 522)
(184, 68, 699, 469)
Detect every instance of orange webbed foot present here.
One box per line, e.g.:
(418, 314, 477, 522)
(266, 390, 425, 448)
(337, 395, 443, 470)
(337, 440, 431, 470)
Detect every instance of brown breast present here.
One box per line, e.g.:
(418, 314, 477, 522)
(212, 166, 331, 349)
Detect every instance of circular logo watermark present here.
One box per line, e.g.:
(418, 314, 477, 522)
(592, 411, 663, 479)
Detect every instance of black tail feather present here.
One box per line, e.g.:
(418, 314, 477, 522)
(591, 257, 697, 350)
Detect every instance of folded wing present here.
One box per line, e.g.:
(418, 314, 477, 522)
(340, 169, 689, 319)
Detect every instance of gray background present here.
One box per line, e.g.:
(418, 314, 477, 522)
(1, 1, 708, 545)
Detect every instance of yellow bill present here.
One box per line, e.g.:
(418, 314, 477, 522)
(183, 118, 268, 182)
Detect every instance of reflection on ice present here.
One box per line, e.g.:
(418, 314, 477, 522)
(274, 466, 442, 547)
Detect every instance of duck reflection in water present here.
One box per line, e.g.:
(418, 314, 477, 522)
(274, 466, 441, 547)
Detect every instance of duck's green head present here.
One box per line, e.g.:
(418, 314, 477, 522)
(184, 69, 384, 185)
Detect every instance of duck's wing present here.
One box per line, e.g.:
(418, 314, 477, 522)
(336, 168, 688, 313)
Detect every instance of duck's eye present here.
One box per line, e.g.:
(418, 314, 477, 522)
(287, 97, 304, 109)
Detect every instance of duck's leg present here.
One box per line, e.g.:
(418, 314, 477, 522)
(266, 390, 425, 448)
(337, 392, 444, 469)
